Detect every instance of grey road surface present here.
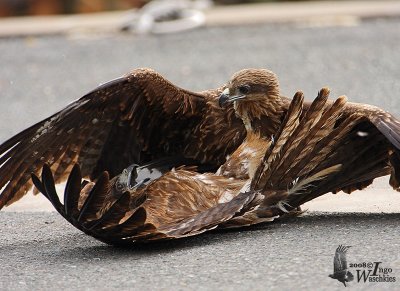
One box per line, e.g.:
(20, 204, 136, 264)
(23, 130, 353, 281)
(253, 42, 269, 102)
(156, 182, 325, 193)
(1, 17, 400, 290)
(2, 212, 400, 290)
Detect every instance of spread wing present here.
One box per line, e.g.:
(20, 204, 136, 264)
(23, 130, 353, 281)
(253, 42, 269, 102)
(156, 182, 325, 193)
(270, 100, 400, 207)
(228, 88, 348, 220)
(247, 88, 400, 216)
(31, 163, 255, 244)
(259, 93, 400, 202)
(219, 89, 349, 225)
(303, 100, 400, 194)
(251, 88, 346, 191)
(333, 245, 351, 273)
(28, 89, 350, 243)
(0, 68, 245, 209)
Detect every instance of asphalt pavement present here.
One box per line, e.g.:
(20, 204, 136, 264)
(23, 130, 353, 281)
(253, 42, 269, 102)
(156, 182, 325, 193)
(1, 14, 400, 291)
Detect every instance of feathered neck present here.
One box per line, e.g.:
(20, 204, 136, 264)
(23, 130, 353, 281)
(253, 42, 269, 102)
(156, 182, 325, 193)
(234, 95, 286, 136)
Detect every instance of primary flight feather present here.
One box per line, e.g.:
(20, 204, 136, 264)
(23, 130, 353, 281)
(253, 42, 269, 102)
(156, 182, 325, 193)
(30, 90, 347, 244)
(1, 68, 400, 217)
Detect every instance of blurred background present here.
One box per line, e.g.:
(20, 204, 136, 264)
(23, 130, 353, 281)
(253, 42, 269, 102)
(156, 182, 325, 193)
(1, 0, 399, 139)
(1, 1, 400, 289)
(0, 0, 286, 16)
(0, 0, 144, 16)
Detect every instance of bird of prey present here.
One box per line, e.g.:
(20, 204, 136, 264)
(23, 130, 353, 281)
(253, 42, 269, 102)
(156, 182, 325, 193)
(1, 68, 400, 212)
(329, 245, 354, 287)
(31, 91, 348, 244)
(218, 68, 400, 199)
(0, 68, 247, 209)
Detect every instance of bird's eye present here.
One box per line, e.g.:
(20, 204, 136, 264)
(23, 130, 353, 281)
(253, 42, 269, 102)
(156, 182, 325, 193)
(238, 85, 250, 95)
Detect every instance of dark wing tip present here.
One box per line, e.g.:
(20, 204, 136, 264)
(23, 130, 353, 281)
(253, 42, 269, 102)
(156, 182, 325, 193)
(375, 120, 400, 148)
(31, 173, 46, 197)
(371, 111, 400, 150)
(85, 76, 128, 96)
(34, 164, 63, 212)
(64, 164, 83, 217)
(77, 171, 110, 223)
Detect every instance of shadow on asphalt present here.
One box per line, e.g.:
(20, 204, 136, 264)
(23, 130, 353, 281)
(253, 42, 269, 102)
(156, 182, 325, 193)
(4, 211, 398, 262)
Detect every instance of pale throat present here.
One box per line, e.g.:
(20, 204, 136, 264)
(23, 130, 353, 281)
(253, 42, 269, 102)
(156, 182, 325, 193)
(234, 98, 274, 132)
(234, 101, 252, 131)
(233, 94, 286, 137)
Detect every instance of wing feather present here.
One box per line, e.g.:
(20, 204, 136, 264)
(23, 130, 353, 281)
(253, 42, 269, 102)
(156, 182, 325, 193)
(281, 98, 400, 196)
(280, 95, 347, 183)
(372, 113, 400, 149)
(250, 91, 304, 190)
(0, 68, 245, 209)
(158, 191, 257, 238)
(263, 97, 400, 210)
(31, 162, 253, 244)
(248, 91, 347, 217)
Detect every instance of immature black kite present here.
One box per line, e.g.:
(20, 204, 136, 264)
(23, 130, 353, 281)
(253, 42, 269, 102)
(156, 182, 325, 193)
(1, 68, 399, 213)
(31, 91, 347, 243)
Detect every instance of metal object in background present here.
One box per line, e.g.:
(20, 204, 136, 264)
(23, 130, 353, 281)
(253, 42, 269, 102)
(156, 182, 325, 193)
(121, 0, 213, 34)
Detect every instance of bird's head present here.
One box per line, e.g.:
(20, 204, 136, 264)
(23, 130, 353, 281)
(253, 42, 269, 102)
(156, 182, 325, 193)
(218, 68, 282, 131)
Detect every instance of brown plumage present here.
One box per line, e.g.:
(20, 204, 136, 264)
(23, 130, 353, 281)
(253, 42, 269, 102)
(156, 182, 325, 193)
(216, 132, 269, 180)
(31, 90, 346, 244)
(0, 68, 247, 209)
(219, 88, 347, 227)
(1, 68, 400, 244)
(219, 68, 400, 194)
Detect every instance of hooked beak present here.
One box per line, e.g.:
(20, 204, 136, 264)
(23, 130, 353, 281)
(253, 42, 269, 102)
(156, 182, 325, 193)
(218, 88, 246, 108)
